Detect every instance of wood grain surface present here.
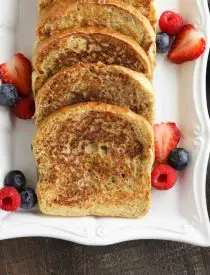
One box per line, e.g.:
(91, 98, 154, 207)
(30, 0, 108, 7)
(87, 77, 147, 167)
(1, 5, 210, 275)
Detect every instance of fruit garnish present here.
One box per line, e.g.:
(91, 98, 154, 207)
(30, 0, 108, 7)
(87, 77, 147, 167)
(159, 11, 184, 36)
(11, 98, 35, 119)
(20, 187, 37, 209)
(156, 32, 170, 54)
(168, 148, 190, 170)
(0, 53, 32, 97)
(154, 122, 180, 163)
(0, 84, 19, 106)
(168, 24, 206, 64)
(4, 170, 26, 191)
(0, 187, 21, 211)
(151, 164, 177, 190)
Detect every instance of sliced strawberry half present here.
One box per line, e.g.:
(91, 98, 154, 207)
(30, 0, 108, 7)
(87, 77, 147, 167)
(168, 24, 206, 64)
(153, 122, 180, 163)
(0, 53, 32, 97)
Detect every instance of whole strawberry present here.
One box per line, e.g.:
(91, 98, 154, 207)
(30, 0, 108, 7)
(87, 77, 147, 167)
(11, 98, 35, 119)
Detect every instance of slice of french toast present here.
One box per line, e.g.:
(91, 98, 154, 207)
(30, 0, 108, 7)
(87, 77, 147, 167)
(36, 1, 156, 65)
(34, 63, 155, 124)
(38, 0, 156, 27)
(33, 27, 152, 92)
(33, 102, 154, 217)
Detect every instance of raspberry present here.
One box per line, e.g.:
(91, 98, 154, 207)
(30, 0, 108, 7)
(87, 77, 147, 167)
(159, 11, 184, 36)
(0, 187, 21, 211)
(151, 164, 177, 190)
(11, 98, 35, 119)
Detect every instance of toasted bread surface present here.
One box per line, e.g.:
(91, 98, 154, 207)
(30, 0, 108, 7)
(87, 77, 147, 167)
(37, 1, 155, 57)
(34, 0, 156, 218)
(34, 63, 155, 124)
(37, 1, 156, 66)
(33, 27, 152, 91)
(33, 102, 154, 217)
(38, 0, 156, 26)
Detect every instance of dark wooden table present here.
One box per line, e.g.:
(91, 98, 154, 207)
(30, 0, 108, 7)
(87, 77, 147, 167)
(1, 10, 210, 275)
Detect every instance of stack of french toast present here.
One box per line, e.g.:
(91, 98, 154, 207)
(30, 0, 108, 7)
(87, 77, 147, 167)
(32, 0, 156, 218)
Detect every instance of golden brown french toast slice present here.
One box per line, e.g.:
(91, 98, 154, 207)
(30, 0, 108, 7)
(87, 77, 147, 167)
(34, 63, 155, 124)
(33, 27, 152, 92)
(36, 1, 156, 66)
(38, 0, 156, 27)
(33, 102, 154, 217)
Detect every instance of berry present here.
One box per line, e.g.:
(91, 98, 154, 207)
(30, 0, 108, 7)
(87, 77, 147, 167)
(20, 187, 37, 209)
(0, 53, 32, 97)
(168, 24, 206, 64)
(151, 164, 177, 190)
(4, 170, 26, 191)
(11, 98, 35, 119)
(154, 122, 180, 163)
(159, 11, 184, 35)
(0, 84, 19, 106)
(0, 187, 21, 211)
(168, 148, 190, 170)
(156, 32, 170, 53)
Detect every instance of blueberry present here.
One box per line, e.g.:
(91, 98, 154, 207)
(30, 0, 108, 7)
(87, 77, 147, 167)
(168, 148, 190, 170)
(4, 170, 26, 191)
(156, 32, 170, 54)
(20, 187, 37, 209)
(0, 84, 19, 106)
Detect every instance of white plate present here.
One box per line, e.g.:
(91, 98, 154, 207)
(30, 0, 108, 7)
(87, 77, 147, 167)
(0, 0, 210, 246)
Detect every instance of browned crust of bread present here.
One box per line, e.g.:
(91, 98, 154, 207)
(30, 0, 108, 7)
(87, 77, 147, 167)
(33, 102, 154, 218)
(34, 63, 155, 124)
